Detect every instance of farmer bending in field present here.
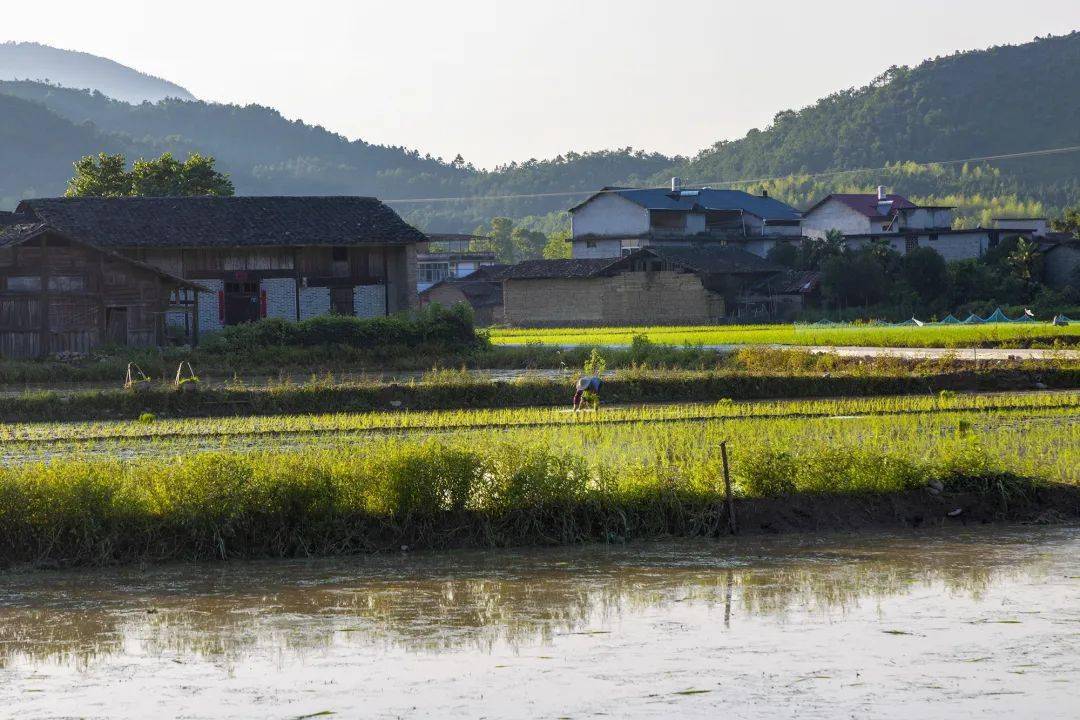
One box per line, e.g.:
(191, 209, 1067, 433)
(573, 374, 603, 412)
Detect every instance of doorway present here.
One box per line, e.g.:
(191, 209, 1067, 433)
(223, 281, 260, 325)
(105, 307, 128, 345)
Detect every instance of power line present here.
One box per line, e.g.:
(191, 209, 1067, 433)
(383, 144, 1080, 205)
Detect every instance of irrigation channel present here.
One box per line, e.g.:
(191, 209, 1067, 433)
(2, 525, 1078, 718)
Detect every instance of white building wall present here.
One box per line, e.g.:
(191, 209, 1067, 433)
(740, 238, 779, 258)
(354, 284, 386, 317)
(685, 213, 706, 234)
(801, 199, 873, 238)
(923, 232, 988, 261)
(572, 238, 624, 259)
(261, 277, 296, 320)
(571, 194, 650, 237)
(299, 286, 331, 320)
(197, 279, 224, 335)
(995, 219, 1049, 236)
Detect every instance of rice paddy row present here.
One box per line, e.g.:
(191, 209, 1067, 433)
(1, 391, 1076, 565)
(490, 322, 1080, 349)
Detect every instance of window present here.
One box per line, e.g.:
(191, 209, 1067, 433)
(331, 286, 354, 315)
(586, 238, 597, 249)
(48, 276, 86, 292)
(6, 276, 41, 292)
(418, 262, 450, 285)
(332, 247, 348, 262)
(905, 236, 919, 253)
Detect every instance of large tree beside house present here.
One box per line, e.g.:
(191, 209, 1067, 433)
(67, 152, 234, 198)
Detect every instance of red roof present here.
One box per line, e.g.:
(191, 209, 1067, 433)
(808, 193, 916, 220)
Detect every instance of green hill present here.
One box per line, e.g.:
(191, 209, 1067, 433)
(1, 32, 1078, 230)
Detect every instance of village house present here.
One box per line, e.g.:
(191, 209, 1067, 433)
(418, 264, 508, 326)
(500, 245, 781, 326)
(1040, 236, 1080, 290)
(4, 196, 425, 353)
(800, 188, 1034, 261)
(0, 222, 204, 358)
(567, 180, 803, 260)
(416, 233, 498, 292)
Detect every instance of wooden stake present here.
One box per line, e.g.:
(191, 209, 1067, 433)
(721, 440, 737, 535)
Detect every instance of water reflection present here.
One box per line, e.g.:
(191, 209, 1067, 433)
(0, 526, 1065, 671)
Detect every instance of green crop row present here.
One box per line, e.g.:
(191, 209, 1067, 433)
(490, 322, 1080, 348)
(1, 394, 1076, 565)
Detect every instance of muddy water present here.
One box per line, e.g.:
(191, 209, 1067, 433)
(2, 526, 1078, 719)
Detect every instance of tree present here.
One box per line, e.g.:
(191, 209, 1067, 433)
(66, 153, 130, 197)
(542, 230, 572, 259)
(766, 242, 799, 268)
(800, 230, 846, 270)
(1007, 237, 1042, 284)
(821, 251, 887, 307)
(901, 246, 949, 303)
(510, 227, 547, 262)
(66, 152, 234, 197)
(472, 217, 516, 262)
(1051, 205, 1080, 238)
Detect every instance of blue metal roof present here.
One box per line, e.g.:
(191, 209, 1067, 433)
(570, 187, 801, 222)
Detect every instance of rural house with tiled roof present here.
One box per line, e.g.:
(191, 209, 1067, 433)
(567, 180, 803, 260)
(800, 187, 1038, 261)
(499, 246, 782, 326)
(3, 196, 425, 356)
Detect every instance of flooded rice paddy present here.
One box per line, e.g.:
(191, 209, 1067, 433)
(2, 525, 1079, 718)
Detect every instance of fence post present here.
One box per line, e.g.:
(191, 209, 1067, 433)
(721, 440, 737, 535)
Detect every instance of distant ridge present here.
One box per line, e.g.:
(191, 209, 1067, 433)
(0, 42, 195, 103)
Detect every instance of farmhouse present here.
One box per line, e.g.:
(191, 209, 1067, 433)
(567, 181, 803, 260)
(801, 188, 1033, 260)
(1040, 237, 1080, 290)
(418, 264, 508, 326)
(0, 222, 204, 358)
(9, 196, 425, 345)
(417, 233, 498, 291)
(500, 246, 781, 326)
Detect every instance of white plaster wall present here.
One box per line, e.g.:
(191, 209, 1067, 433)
(931, 208, 955, 227)
(571, 194, 650, 237)
(924, 232, 987, 261)
(741, 238, 777, 258)
(299, 286, 331, 320)
(1044, 245, 1080, 288)
(572, 238, 624, 259)
(801, 199, 873, 238)
(354, 284, 386, 318)
(197, 279, 224, 335)
(261, 277, 297, 320)
(996, 219, 1049, 236)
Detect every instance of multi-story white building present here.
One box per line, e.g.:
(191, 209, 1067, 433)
(566, 180, 803, 259)
(801, 187, 1034, 261)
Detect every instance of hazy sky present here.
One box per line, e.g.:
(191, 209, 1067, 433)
(3, 1, 1079, 168)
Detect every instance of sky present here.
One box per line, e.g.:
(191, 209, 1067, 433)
(3, 1, 1079, 169)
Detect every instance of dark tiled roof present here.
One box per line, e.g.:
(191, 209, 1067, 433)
(635, 245, 780, 274)
(0, 222, 205, 289)
(806, 193, 917, 220)
(751, 270, 822, 294)
(569, 187, 801, 221)
(499, 258, 619, 280)
(16, 196, 426, 249)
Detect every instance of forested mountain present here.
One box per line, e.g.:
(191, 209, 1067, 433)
(669, 32, 1080, 208)
(1, 32, 1078, 230)
(0, 42, 195, 103)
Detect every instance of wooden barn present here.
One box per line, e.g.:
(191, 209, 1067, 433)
(10, 196, 426, 343)
(0, 223, 203, 358)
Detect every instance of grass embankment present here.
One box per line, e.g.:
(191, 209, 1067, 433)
(491, 322, 1080, 349)
(2, 393, 1077, 565)
(2, 353, 1077, 422)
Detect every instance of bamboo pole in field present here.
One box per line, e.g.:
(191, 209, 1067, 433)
(720, 440, 737, 535)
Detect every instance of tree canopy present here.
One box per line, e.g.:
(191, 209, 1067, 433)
(66, 152, 234, 197)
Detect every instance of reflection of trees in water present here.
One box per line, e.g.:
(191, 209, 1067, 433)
(0, 535, 1057, 668)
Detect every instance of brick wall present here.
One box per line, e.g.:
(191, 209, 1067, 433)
(197, 279, 224, 334)
(504, 270, 723, 326)
(354, 284, 386, 317)
(261, 277, 297, 320)
(299, 286, 331, 320)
